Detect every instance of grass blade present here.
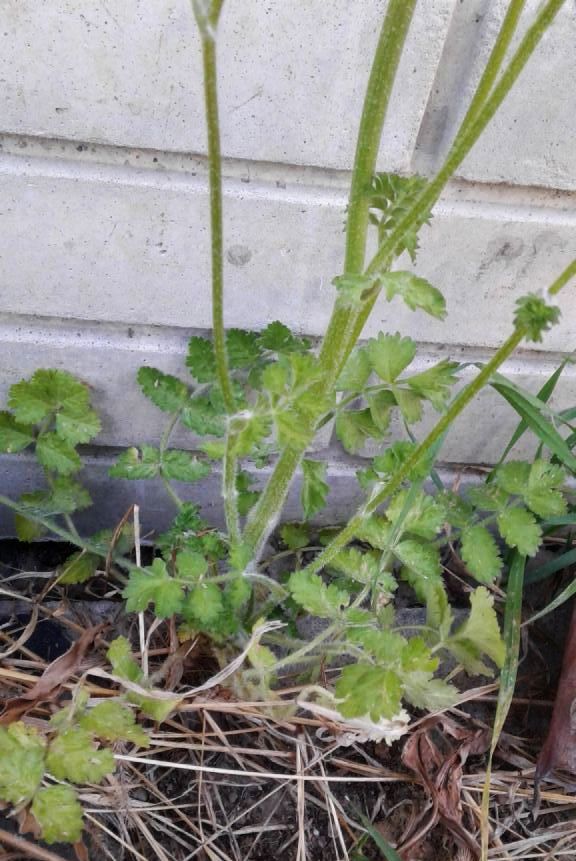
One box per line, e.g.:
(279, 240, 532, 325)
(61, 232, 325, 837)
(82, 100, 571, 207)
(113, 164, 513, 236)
(480, 551, 525, 860)
(493, 360, 568, 469)
(490, 376, 576, 471)
(525, 575, 576, 625)
(525, 545, 576, 584)
(356, 813, 403, 861)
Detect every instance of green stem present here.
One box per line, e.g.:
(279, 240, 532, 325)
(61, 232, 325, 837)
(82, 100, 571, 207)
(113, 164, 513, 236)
(342, 0, 418, 276)
(223, 427, 240, 543)
(549, 258, 576, 296)
(300, 329, 525, 577)
(244, 1, 416, 556)
(0, 493, 138, 576)
(199, 19, 235, 414)
(323, 0, 566, 380)
(160, 412, 184, 509)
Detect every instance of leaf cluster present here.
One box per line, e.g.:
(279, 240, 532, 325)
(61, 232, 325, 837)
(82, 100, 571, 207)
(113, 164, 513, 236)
(0, 693, 148, 844)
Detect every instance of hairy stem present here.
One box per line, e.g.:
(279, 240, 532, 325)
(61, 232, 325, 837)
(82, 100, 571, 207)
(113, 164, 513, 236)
(223, 427, 240, 543)
(243, 0, 565, 558)
(198, 18, 235, 413)
(338, 0, 565, 366)
(0, 493, 139, 576)
(244, 1, 416, 556)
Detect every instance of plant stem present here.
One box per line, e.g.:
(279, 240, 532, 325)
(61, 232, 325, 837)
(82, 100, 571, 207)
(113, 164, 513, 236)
(160, 412, 184, 509)
(343, 0, 418, 276)
(323, 0, 567, 380)
(549, 258, 576, 296)
(0, 493, 139, 575)
(198, 17, 235, 413)
(223, 427, 240, 543)
(300, 329, 526, 577)
(244, 1, 417, 556)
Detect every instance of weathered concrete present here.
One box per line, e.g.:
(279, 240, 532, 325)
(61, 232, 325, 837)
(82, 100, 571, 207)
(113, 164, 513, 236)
(0, 1, 574, 533)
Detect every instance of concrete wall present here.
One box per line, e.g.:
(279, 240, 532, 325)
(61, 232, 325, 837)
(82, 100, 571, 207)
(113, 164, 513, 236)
(0, 1, 575, 530)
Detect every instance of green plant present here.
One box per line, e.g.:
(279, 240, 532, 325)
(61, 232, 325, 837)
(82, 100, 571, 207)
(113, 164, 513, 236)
(0, 0, 574, 843)
(0, 691, 149, 844)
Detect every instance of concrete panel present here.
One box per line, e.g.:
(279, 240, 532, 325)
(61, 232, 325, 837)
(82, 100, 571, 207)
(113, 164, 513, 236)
(0, 153, 574, 351)
(415, 1, 576, 190)
(0, 0, 455, 172)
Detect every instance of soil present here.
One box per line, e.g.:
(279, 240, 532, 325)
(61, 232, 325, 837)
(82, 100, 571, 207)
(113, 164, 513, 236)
(1, 538, 575, 861)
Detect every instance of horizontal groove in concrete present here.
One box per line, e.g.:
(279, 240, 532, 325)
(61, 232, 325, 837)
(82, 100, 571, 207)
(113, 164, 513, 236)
(0, 310, 573, 369)
(1, 131, 576, 219)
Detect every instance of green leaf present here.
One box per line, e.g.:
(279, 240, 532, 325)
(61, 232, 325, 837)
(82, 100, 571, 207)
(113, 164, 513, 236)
(330, 547, 380, 585)
(467, 484, 509, 512)
(335, 664, 403, 721)
(402, 672, 458, 710)
(176, 549, 208, 581)
(55, 405, 101, 445)
(381, 271, 446, 320)
(79, 701, 150, 747)
(8, 369, 92, 425)
(226, 329, 262, 367)
(46, 727, 114, 783)
(0, 722, 46, 805)
(225, 575, 252, 610)
(15, 513, 46, 542)
(368, 172, 431, 262)
(181, 396, 225, 437)
(107, 637, 143, 683)
(333, 273, 375, 308)
(366, 333, 416, 383)
(447, 587, 505, 675)
(232, 411, 271, 457)
(336, 408, 380, 454)
(495, 461, 531, 495)
(393, 387, 423, 423)
(336, 348, 371, 392)
(185, 582, 224, 624)
(386, 490, 445, 540)
(59, 551, 100, 584)
(201, 440, 226, 459)
(514, 294, 560, 342)
(355, 515, 392, 550)
(137, 367, 189, 412)
(497, 507, 542, 556)
(186, 336, 217, 382)
(0, 411, 34, 453)
(36, 432, 82, 475)
(395, 539, 441, 581)
(31, 785, 83, 845)
(258, 321, 310, 353)
(161, 450, 211, 482)
(405, 360, 459, 411)
(289, 570, 349, 618)
(525, 459, 567, 517)
(368, 389, 396, 431)
(123, 559, 185, 618)
(109, 445, 160, 480)
(349, 628, 405, 663)
(460, 525, 503, 583)
(280, 522, 310, 551)
(49, 476, 92, 513)
(301, 459, 329, 520)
